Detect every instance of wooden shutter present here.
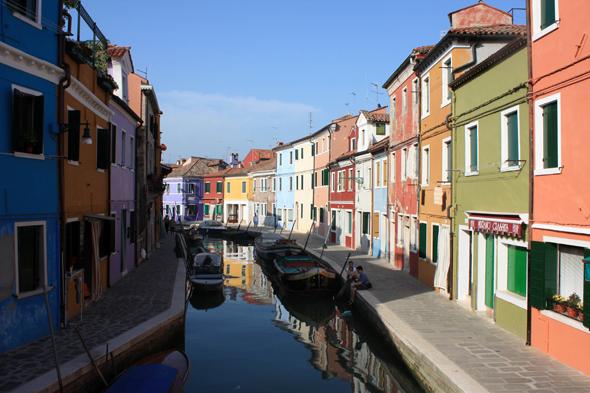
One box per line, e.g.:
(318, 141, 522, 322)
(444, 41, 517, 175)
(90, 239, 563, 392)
(508, 246, 527, 296)
(485, 235, 495, 309)
(543, 102, 558, 169)
(295, 149, 298, 160)
(110, 123, 117, 164)
(311, 144, 315, 156)
(540, 0, 556, 29)
(506, 112, 519, 166)
(97, 128, 109, 170)
(68, 110, 81, 161)
(419, 223, 426, 258)
(32, 95, 44, 154)
(530, 241, 546, 309)
(432, 225, 439, 263)
(373, 213, 379, 237)
(470, 126, 478, 172)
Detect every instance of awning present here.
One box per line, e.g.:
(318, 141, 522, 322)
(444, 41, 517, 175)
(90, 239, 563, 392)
(467, 213, 524, 237)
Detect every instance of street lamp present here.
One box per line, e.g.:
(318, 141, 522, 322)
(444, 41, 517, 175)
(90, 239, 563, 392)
(51, 122, 93, 145)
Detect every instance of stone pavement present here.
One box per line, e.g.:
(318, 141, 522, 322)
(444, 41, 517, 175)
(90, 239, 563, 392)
(259, 226, 590, 393)
(0, 234, 185, 393)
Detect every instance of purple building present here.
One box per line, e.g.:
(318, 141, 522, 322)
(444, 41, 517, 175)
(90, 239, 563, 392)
(163, 157, 227, 223)
(108, 46, 142, 284)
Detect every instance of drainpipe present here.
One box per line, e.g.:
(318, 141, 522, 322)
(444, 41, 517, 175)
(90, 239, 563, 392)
(370, 154, 374, 256)
(310, 135, 316, 236)
(57, 0, 72, 326)
(525, 0, 534, 347)
(452, 38, 479, 75)
(446, 111, 454, 301)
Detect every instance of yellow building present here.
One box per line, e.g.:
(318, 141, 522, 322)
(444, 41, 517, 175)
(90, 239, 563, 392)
(224, 168, 253, 224)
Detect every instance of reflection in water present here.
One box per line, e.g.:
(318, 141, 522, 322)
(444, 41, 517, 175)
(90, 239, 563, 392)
(184, 239, 421, 393)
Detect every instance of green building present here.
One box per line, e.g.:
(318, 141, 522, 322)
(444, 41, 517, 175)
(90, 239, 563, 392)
(449, 37, 530, 340)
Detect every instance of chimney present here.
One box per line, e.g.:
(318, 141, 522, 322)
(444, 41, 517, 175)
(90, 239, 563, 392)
(230, 153, 239, 168)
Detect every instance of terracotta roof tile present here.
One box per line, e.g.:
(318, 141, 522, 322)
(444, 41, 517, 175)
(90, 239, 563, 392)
(167, 157, 226, 178)
(107, 45, 131, 58)
(448, 24, 526, 36)
(359, 110, 389, 123)
(413, 45, 435, 55)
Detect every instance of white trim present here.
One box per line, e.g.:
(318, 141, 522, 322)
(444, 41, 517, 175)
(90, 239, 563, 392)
(534, 92, 561, 175)
(465, 120, 479, 175)
(441, 136, 451, 185)
(496, 290, 527, 309)
(542, 236, 590, 249)
(421, 145, 430, 186)
(500, 105, 521, 170)
(0, 41, 63, 84)
(14, 220, 47, 297)
(533, 223, 590, 235)
(421, 73, 430, 119)
(67, 76, 114, 122)
(531, 0, 560, 42)
(441, 54, 452, 108)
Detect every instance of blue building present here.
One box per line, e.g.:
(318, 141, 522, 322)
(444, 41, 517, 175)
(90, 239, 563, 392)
(370, 139, 389, 258)
(163, 157, 226, 223)
(275, 143, 295, 229)
(0, 0, 62, 353)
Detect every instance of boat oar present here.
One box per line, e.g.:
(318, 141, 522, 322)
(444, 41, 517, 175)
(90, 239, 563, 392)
(75, 325, 108, 387)
(334, 253, 352, 300)
(302, 222, 315, 253)
(318, 229, 331, 260)
(288, 219, 296, 239)
(43, 286, 63, 393)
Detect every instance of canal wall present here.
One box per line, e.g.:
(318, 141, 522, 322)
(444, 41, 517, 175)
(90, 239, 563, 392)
(11, 259, 187, 393)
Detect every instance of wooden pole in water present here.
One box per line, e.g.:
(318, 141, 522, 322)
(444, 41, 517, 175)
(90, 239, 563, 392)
(43, 286, 63, 393)
(318, 229, 331, 260)
(334, 253, 352, 300)
(75, 325, 108, 386)
(288, 220, 296, 239)
(302, 222, 315, 252)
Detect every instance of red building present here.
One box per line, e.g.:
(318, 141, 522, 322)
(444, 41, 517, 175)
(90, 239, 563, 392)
(242, 149, 276, 167)
(383, 45, 432, 275)
(203, 168, 231, 221)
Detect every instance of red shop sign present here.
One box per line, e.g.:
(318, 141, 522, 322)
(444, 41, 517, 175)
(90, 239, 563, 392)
(468, 214, 522, 237)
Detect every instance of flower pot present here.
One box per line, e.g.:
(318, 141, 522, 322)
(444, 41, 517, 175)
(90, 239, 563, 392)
(566, 306, 579, 318)
(25, 146, 33, 153)
(579, 313, 584, 322)
(553, 303, 566, 314)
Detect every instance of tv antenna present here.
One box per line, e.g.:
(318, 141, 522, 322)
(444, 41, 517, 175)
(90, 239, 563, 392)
(350, 92, 356, 114)
(370, 83, 384, 108)
(136, 67, 148, 80)
(309, 113, 313, 135)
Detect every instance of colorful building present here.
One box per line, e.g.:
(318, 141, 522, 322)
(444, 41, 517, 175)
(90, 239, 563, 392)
(275, 142, 295, 229)
(370, 138, 389, 259)
(292, 136, 314, 232)
(311, 126, 332, 238)
(450, 37, 530, 339)
(224, 166, 254, 225)
(527, 0, 590, 375)
(251, 157, 277, 227)
(203, 168, 231, 222)
(383, 46, 432, 275)
(0, 0, 63, 353)
(414, 2, 523, 290)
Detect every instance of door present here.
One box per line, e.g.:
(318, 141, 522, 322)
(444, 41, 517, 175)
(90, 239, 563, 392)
(457, 228, 473, 303)
(228, 205, 238, 224)
(403, 219, 410, 271)
(120, 209, 127, 273)
(485, 235, 495, 309)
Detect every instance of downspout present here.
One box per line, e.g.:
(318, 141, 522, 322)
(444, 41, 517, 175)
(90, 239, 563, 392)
(57, 1, 72, 326)
(452, 38, 479, 75)
(386, 142, 391, 262)
(370, 154, 374, 256)
(525, 0, 534, 347)
(310, 135, 316, 235)
(416, 67, 422, 268)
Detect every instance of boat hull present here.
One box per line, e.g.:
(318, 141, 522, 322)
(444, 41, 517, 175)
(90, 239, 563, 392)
(189, 274, 225, 291)
(255, 239, 301, 260)
(273, 256, 338, 296)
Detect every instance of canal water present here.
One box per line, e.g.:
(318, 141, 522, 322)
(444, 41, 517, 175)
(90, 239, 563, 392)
(179, 238, 424, 393)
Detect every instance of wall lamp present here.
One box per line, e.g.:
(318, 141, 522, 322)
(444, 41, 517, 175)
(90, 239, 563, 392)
(50, 122, 93, 145)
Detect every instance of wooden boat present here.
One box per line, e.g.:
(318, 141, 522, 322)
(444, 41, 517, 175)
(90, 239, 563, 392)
(189, 251, 224, 291)
(197, 220, 227, 236)
(255, 233, 301, 260)
(273, 255, 338, 296)
(101, 349, 190, 393)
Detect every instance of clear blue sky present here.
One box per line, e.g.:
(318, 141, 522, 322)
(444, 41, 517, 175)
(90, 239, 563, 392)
(80, 0, 526, 164)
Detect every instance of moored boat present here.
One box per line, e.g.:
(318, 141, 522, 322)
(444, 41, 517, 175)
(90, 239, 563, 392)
(189, 251, 224, 291)
(101, 349, 190, 393)
(197, 220, 227, 236)
(255, 233, 301, 260)
(273, 255, 338, 296)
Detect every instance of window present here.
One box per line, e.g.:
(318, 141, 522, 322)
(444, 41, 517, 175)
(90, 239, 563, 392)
(295, 149, 298, 160)
(289, 176, 293, 191)
(331, 172, 335, 192)
(15, 222, 46, 295)
(67, 109, 80, 161)
(351, 138, 356, 151)
(376, 123, 385, 135)
(176, 205, 181, 215)
(97, 217, 116, 258)
(121, 131, 126, 166)
(295, 176, 298, 190)
(432, 224, 439, 264)
(315, 142, 319, 155)
(110, 124, 117, 164)
(382, 159, 387, 187)
(376, 162, 381, 187)
(279, 178, 282, 191)
(558, 245, 584, 298)
(391, 153, 396, 183)
(187, 204, 196, 215)
(289, 151, 293, 164)
(362, 130, 365, 146)
(130, 136, 135, 170)
(189, 184, 195, 194)
(97, 127, 109, 170)
(348, 169, 353, 191)
(301, 147, 303, 158)
(7, 0, 40, 24)
(253, 179, 257, 192)
(465, 122, 479, 174)
(311, 144, 315, 156)
(534, 94, 560, 174)
(401, 148, 407, 181)
(419, 223, 427, 259)
(413, 78, 419, 104)
(205, 182, 211, 193)
(367, 167, 372, 189)
(532, 0, 559, 40)
(273, 178, 276, 192)
(300, 175, 303, 190)
(507, 245, 527, 296)
(422, 75, 430, 117)
(411, 217, 417, 251)
(204, 204, 210, 216)
(279, 153, 282, 166)
(322, 138, 325, 152)
(216, 181, 222, 193)
(442, 56, 452, 107)
(421, 146, 430, 185)
(315, 171, 318, 187)
(227, 182, 231, 193)
(397, 214, 404, 247)
(402, 87, 407, 114)
(501, 106, 520, 170)
(319, 208, 324, 223)
(362, 212, 370, 235)
(177, 183, 182, 193)
(242, 181, 246, 193)
(442, 137, 452, 183)
(373, 213, 380, 238)
(347, 212, 352, 234)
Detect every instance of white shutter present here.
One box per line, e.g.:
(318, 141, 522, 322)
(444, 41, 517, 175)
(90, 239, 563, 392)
(559, 245, 584, 297)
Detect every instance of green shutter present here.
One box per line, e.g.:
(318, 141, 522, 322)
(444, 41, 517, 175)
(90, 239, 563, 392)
(311, 144, 315, 156)
(508, 246, 527, 296)
(204, 205, 209, 216)
(432, 225, 439, 263)
(68, 110, 81, 161)
(363, 212, 369, 234)
(419, 223, 427, 259)
(311, 173, 314, 189)
(485, 235, 495, 309)
(529, 241, 546, 309)
(295, 149, 298, 160)
(540, 0, 556, 29)
(584, 249, 590, 328)
(507, 112, 519, 166)
(543, 102, 558, 169)
(470, 126, 478, 172)
(310, 204, 313, 219)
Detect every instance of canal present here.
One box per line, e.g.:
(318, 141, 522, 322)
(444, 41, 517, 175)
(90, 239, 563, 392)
(178, 238, 424, 393)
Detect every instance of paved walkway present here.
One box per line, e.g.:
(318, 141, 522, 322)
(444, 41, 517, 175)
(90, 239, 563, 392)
(269, 226, 590, 393)
(0, 234, 185, 393)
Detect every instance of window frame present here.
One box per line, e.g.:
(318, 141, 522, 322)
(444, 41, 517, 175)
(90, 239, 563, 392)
(534, 93, 561, 176)
(441, 55, 452, 108)
(421, 145, 430, 186)
(13, 85, 45, 157)
(532, 0, 560, 41)
(242, 181, 246, 194)
(421, 74, 430, 118)
(8, 0, 42, 29)
(442, 137, 452, 184)
(500, 105, 522, 172)
(464, 121, 479, 176)
(14, 220, 47, 298)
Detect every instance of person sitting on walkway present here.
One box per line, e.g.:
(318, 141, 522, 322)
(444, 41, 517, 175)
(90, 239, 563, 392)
(345, 261, 357, 280)
(349, 266, 371, 305)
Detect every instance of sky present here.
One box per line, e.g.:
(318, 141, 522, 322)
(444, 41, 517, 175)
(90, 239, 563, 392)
(79, 0, 526, 164)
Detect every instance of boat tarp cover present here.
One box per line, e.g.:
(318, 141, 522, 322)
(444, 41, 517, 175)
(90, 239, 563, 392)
(106, 363, 177, 392)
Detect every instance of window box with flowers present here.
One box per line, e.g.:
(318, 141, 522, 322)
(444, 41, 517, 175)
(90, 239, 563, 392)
(147, 174, 165, 192)
(97, 71, 118, 93)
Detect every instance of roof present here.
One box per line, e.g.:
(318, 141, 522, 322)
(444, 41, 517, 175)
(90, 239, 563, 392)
(383, 45, 435, 89)
(369, 137, 389, 153)
(167, 158, 226, 179)
(249, 157, 277, 174)
(107, 45, 134, 73)
(449, 36, 527, 89)
(359, 109, 389, 123)
(448, 2, 512, 26)
(413, 45, 435, 55)
(332, 114, 356, 123)
(415, 24, 526, 73)
(330, 149, 357, 165)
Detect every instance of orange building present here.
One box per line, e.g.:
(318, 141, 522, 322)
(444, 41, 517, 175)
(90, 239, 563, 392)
(414, 2, 521, 290)
(527, 0, 590, 375)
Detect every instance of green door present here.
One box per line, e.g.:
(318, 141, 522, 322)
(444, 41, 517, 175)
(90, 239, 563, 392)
(485, 235, 495, 309)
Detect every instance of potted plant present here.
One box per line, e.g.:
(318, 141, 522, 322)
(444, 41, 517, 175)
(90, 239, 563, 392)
(552, 294, 566, 314)
(577, 302, 584, 322)
(19, 129, 39, 153)
(566, 293, 581, 318)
